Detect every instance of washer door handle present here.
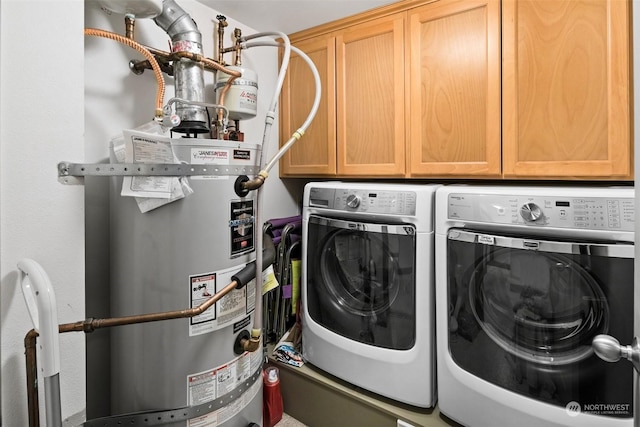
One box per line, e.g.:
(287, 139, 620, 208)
(592, 334, 640, 373)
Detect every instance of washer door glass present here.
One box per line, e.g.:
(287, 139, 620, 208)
(306, 215, 416, 350)
(469, 248, 608, 364)
(446, 229, 634, 417)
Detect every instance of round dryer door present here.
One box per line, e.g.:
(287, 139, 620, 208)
(468, 249, 609, 365)
(320, 229, 401, 316)
(306, 216, 417, 350)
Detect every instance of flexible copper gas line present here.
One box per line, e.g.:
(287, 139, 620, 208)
(84, 28, 165, 119)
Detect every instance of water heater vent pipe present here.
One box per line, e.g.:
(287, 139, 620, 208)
(153, 0, 208, 133)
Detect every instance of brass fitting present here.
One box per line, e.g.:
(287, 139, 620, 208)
(241, 171, 268, 192)
(242, 329, 262, 353)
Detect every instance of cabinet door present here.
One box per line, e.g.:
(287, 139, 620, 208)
(407, 0, 501, 177)
(502, 0, 631, 179)
(336, 14, 406, 176)
(279, 36, 336, 176)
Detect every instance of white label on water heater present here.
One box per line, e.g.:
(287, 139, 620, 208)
(189, 264, 255, 336)
(190, 148, 230, 180)
(186, 351, 262, 426)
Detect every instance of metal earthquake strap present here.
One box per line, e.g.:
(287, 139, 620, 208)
(82, 368, 262, 426)
(58, 162, 259, 182)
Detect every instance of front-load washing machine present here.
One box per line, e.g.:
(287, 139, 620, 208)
(435, 185, 635, 427)
(302, 182, 439, 408)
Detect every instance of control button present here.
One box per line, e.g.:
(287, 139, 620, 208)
(346, 194, 361, 209)
(520, 202, 543, 222)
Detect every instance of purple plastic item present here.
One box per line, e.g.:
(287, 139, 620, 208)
(267, 215, 301, 229)
(282, 284, 293, 299)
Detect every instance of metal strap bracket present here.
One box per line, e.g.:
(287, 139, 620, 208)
(82, 368, 262, 426)
(58, 162, 259, 185)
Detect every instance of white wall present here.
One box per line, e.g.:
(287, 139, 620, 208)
(1, 0, 86, 425)
(2, 0, 304, 425)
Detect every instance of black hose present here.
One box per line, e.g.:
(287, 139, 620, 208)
(232, 232, 276, 288)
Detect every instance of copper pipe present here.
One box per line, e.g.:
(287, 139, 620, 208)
(140, 45, 174, 62)
(174, 51, 241, 77)
(124, 15, 135, 39)
(131, 59, 174, 77)
(89, 280, 238, 330)
(130, 49, 242, 76)
(220, 47, 238, 55)
(25, 329, 40, 427)
(24, 279, 239, 427)
(217, 75, 237, 123)
(233, 28, 243, 66)
(134, 42, 242, 77)
(217, 15, 228, 64)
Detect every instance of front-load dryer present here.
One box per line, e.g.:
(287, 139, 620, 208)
(435, 184, 635, 427)
(302, 182, 439, 408)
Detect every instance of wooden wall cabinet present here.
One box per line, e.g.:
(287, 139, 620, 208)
(502, 0, 632, 179)
(279, 0, 632, 180)
(336, 14, 406, 176)
(407, 0, 501, 177)
(279, 13, 406, 177)
(279, 35, 336, 176)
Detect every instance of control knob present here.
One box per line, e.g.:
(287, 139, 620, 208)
(520, 202, 542, 222)
(346, 194, 361, 208)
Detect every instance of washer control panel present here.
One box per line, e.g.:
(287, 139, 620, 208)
(448, 193, 635, 231)
(308, 187, 417, 216)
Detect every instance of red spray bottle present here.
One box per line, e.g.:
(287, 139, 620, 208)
(263, 366, 284, 427)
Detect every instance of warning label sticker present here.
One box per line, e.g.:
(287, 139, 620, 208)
(186, 351, 263, 426)
(190, 273, 217, 325)
(187, 377, 260, 427)
(189, 264, 256, 336)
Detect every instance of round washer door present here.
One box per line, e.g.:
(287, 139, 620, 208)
(469, 248, 609, 365)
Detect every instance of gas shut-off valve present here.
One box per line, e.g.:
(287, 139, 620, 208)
(592, 334, 640, 374)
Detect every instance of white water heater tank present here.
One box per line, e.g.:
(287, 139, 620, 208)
(216, 66, 258, 121)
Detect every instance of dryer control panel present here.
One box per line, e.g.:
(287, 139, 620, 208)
(448, 193, 635, 231)
(308, 187, 417, 216)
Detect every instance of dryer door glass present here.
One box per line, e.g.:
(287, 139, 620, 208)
(307, 215, 416, 350)
(446, 229, 634, 418)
